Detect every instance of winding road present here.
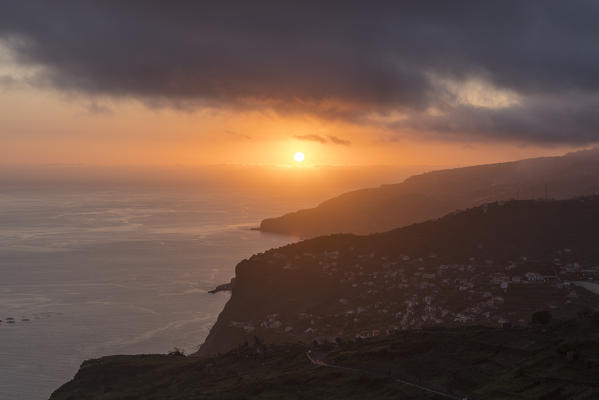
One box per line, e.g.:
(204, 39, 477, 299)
(306, 350, 472, 400)
(572, 280, 599, 295)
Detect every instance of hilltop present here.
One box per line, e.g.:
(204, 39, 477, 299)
(200, 197, 599, 357)
(260, 148, 599, 237)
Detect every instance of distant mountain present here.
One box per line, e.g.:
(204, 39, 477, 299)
(260, 148, 599, 237)
(199, 197, 599, 357)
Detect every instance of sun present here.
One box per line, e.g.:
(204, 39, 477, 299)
(293, 151, 305, 162)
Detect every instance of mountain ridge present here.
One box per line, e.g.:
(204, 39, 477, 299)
(260, 148, 599, 237)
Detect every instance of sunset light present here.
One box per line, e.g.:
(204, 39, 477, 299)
(3, 3, 599, 399)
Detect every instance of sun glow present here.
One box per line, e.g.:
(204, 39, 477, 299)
(293, 152, 305, 162)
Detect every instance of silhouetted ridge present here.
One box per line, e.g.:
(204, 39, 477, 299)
(260, 148, 599, 236)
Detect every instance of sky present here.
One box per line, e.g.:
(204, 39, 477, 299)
(1, 1, 598, 167)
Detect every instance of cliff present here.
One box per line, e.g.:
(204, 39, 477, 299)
(50, 197, 599, 399)
(260, 148, 599, 237)
(198, 197, 599, 357)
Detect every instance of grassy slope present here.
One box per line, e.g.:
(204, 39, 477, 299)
(51, 319, 599, 400)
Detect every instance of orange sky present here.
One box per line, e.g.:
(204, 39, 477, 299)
(0, 84, 582, 168)
(2, 4, 599, 170)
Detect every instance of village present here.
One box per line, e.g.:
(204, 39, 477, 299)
(227, 245, 599, 345)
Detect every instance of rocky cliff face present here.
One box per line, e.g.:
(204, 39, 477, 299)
(260, 148, 599, 237)
(198, 198, 599, 357)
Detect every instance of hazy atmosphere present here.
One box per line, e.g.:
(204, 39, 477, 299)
(2, 2, 599, 400)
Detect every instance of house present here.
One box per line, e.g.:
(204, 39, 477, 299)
(356, 329, 380, 339)
(454, 314, 470, 323)
(582, 268, 599, 280)
(525, 272, 544, 281)
(325, 250, 340, 259)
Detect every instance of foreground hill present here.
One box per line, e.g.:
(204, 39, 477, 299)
(260, 148, 599, 237)
(51, 319, 599, 399)
(200, 197, 599, 357)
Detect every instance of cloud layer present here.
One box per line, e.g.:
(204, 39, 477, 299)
(2, 1, 599, 144)
(295, 134, 351, 145)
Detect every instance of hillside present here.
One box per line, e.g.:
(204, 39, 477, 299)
(200, 198, 599, 357)
(50, 197, 599, 399)
(51, 319, 599, 399)
(260, 148, 599, 237)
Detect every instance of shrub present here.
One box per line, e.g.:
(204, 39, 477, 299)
(168, 347, 186, 357)
(531, 310, 552, 325)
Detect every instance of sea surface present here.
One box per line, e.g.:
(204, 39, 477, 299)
(0, 186, 300, 400)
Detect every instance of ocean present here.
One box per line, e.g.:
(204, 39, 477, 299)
(0, 186, 298, 400)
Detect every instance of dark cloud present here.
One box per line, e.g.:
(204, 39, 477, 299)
(328, 135, 351, 146)
(294, 134, 327, 144)
(395, 95, 599, 144)
(0, 75, 19, 90)
(2, 1, 599, 144)
(295, 134, 351, 145)
(86, 101, 111, 115)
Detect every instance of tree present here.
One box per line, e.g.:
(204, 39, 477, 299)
(168, 347, 185, 357)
